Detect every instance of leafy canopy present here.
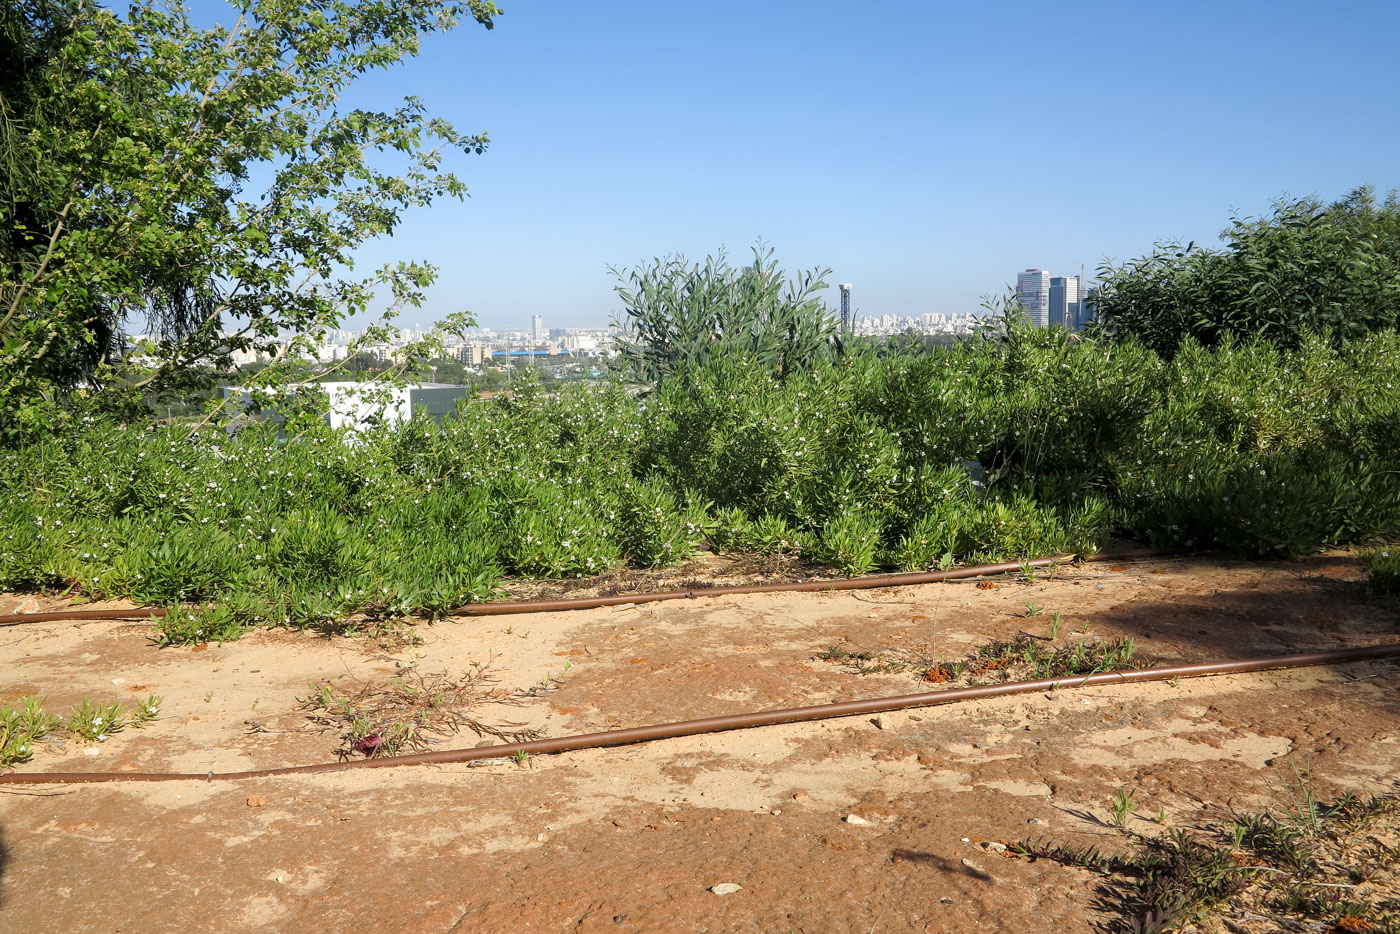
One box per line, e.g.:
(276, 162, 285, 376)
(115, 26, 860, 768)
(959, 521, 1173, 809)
(1091, 187, 1400, 354)
(0, 0, 500, 436)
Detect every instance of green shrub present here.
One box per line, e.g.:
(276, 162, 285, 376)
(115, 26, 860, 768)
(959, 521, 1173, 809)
(816, 509, 883, 576)
(620, 477, 712, 568)
(1359, 545, 1400, 595)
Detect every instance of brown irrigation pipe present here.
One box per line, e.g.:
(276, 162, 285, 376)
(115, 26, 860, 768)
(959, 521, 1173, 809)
(0, 549, 1179, 627)
(2, 641, 1395, 785)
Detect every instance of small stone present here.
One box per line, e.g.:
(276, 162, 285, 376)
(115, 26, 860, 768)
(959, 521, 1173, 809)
(940, 897, 954, 904)
(909, 715, 923, 721)
(872, 715, 891, 730)
(81, 747, 100, 757)
(844, 814, 869, 825)
(709, 883, 743, 895)
(111, 677, 128, 686)
(1027, 817, 1045, 825)
(13, 597, 40, 615)
(474, 740, 496, 748)
(791, 791, 808, 800)
(982, 841, 1007, 853)
(247, 795, 268, 808)
(771, 809, 781, 816)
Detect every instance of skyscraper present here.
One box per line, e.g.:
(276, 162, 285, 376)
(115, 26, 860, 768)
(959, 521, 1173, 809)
(1049, 275, 1081, 329)
(839, 283, 853, 332)
(1016, 269, 1051, 326)
(530, 314, 542, 347)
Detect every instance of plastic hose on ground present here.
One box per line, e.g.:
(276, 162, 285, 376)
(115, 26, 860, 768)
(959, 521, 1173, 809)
(2, 642, 1395, 785)
(0, 549, 1180, 626)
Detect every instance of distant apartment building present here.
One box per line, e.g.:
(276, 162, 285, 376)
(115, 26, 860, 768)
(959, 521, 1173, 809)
(454, 342, 488, 366)
(1016, 269, 1051, 326)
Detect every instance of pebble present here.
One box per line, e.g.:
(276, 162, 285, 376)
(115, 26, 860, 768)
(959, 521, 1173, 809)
(13, 597, 40, 615)
(709, 883, 742, 895)
(872, 715, 891, 730)
(940, 897, 954, 904)
(1027, 817, 1045, 825)
(844, 814, 869, 825)
(246, 795, 268, 808)
(982, 841, 1007, 853)
(961, 857, 991, 876)
(81, 747, 100, 757)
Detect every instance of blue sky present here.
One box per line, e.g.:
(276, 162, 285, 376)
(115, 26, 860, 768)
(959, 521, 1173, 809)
(206, 0, 1400, 330)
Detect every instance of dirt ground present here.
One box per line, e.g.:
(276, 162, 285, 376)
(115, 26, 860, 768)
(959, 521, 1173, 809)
(1, 552, 1398, 933)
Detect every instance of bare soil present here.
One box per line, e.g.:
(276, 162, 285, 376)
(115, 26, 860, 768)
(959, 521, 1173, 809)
(1, 552, 1398, 933)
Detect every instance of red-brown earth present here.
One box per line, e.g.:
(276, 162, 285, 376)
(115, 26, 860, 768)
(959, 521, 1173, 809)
(1, 552, 1397, 933)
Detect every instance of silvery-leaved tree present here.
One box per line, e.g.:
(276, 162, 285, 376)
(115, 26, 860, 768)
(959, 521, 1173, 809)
(0, 0, 499, 437)
(610, 244, 839, 386)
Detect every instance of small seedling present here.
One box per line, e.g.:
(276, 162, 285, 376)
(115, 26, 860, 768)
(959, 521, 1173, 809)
(1081, 622, 1092, 634)
(1111, 787, 1140, 828)
(1156, 804, 1168, 825)
(0, 696, 61, 766)
(514, 749, 530, 767)
(203, 691, 213, 703)
(1168, 675, 1181, 688)
(1023, 601, 1044, 618)
(132, 694, 163, 725)
(67, 697, 127, 743)
(1020, 562, 1039, 583)
(1048, 612, 1063, 639)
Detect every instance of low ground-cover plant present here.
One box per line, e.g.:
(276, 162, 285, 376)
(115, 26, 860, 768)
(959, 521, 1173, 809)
(0, 694, 161, 769)
(816, 634, 1144, 684)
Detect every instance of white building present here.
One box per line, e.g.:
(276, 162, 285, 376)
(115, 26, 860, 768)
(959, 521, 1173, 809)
(1016, 269, 1051, 326)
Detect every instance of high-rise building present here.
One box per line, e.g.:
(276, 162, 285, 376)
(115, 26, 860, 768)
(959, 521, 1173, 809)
(1049, 275, 1081, 329)
(1016, 269, 1051, 326)
(530, 314, 543, 347)
(839, 284, 853, 332)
